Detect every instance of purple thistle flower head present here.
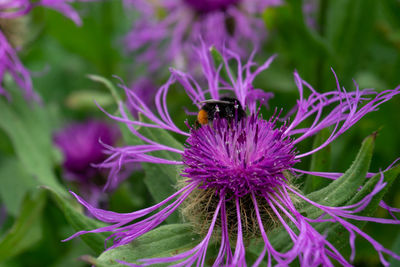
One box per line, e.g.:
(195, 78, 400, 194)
(54, 120, 120, 182)
(124, 0, 281, 71)
(183, 114, 298, 197)
(65, 46, 400, 266)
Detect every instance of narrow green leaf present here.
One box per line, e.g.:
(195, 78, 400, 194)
(321, 164, 400, 250)
(265, 134, 376, 252)
(119, 123, 143, 146)
(50, 240, 93, 267)
(95, 224, 200, 267)
(0, 89, 66, 196)
(109, 182, 145, 212)
(138, 116, 184, 155)
(305, 133, 375, 210)
(139, 116, 184, 223)
(118, 108, 144, 147)
(0, 158, 39, 216)
(143, 163, 183, 224)
(46, 188, 108, 254)
(210, 46, 224, 67)
(87, 74, 122, 104)
(0, 192, 46, 262)
(210, 46, 236, 82)
(277, 165, 400, 254)
(303, 128, 332, 193)
(348, 165, 400, 218)
(66, 90, 115, 110)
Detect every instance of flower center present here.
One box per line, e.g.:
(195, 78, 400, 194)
(182, 115, 298, 197)
(183, 0, 240, 13)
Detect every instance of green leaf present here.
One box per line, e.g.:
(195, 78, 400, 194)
(46, 188, 108, 254)
(322, 164, 400, 250)
(109, 182, 145, 213)
(95, 224, 200, 267)
(304, 133, 375, 212)
(87, 74, 122, 104)
(261, 134, 376, 252)
(143, 163, 183, 219)
(303, 128, 332, 193)
(139, 116, 184, 223)
(0, 158, 40, 216)
(0, 89, 67, 196)
(118, 108, 144, 147)
(0, 192, 46, 262)
(210, 46, 236, 82)
(273, 160, 399, 255)
(65, 90, 116, 110)
(50, 240, 93, 267)
(210, 46, 224, 68)
(348, 164, 400, 218)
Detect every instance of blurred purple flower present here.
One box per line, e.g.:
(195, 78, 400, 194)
(0, 0, 94, 101)
(123, 0, 281, 71)
(54, 120, 119, 180)
(65, 47, 400, 266)
(54, 120, 120, 206)
(303, 0, 318, 29)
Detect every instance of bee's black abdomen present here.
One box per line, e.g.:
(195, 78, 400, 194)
(198, 97, 246, 125)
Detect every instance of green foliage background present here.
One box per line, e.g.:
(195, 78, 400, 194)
(0, 0, 400, 266)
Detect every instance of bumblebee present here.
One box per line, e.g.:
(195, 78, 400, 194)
(195, 97, 246, 127)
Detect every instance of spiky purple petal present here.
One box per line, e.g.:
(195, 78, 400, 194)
(0, 0, 95, 101)
(67, 47, 400, 266)
(0, 31, 37, 101)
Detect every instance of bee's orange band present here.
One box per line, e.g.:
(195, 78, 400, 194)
(197, 109, 208, 125)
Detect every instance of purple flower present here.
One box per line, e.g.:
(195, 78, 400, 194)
(65, 47, 400, 266)
(0, 0, 94, 101)
(54, 120, 119, 180)
(54, 120, 120, 206)
(303, 0, 318, 29)
(123, 0, 281, 71)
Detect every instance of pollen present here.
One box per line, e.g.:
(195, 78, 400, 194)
(197, 109, 208, 125)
